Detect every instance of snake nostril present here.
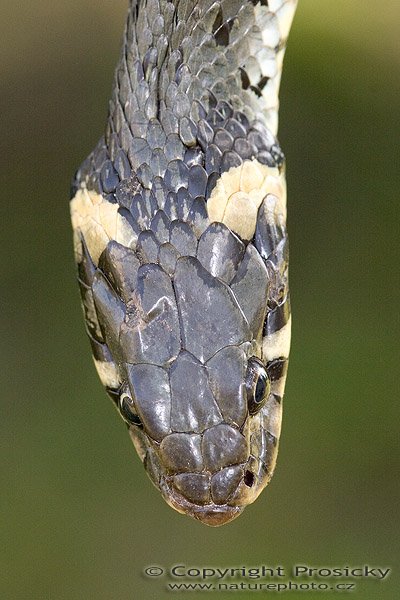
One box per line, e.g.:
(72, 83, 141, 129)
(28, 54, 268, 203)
(244, 470, 255, 487)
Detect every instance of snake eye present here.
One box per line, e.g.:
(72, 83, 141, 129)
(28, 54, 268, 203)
(119, 392, 143, 428)
(246, 358, 271, 416)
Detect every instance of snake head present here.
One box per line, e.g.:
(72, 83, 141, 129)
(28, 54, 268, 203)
(70, 0, 297, 525)
(71, 156, 290, 525)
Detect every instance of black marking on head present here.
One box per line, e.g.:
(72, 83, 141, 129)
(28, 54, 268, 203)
(264, 297, 291, 335)
(244, 470, 255, 487)
(239, 68, 250, 90)
(266, 358, 288, 382)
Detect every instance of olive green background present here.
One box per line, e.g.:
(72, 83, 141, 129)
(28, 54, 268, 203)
(1, 1, 399, 599)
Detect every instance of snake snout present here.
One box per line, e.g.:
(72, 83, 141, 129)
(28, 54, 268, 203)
(153, 423, 259, 525)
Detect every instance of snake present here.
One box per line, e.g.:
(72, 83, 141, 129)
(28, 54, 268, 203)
(70, 0, 296, 526)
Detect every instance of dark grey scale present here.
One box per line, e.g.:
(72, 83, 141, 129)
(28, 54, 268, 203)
(265, 235, 289, 270)
(141, 188, 159, 219)
(215, 100, 234, 120)
(221, 150, 242, 172)
(136, 79, 150, 110)
(196, 223, 245, 284)
(263, 296, 291, 336)
(113, 148, 131, 182)
(78, 280, 104, 343)
(144, 89, 158, 119)
(206, 107, 225, 128)
(159, 433, 204, 474)
(234, 110, 250, 130)
(160, 107, 179, 136)
(266, 358, 288, 383)
(143, 47, 158, 80)
(136, 162, 154, 189)
(205, 143, 222, 175)
(261, 429, 279, 466)
(119, 122, 134, 156)
(129, 138, 151, 171)
(158, 243, 180, 276)
(92, 271, 126, 356)
(164, 159, 189, 191)
(77, 234, 96, 286)
(173, 473, 211, 505)
(169, 220, 197, 257)
(175, 66, 192, 96)
(206, 346, 247, 428)
(173, 256, 251, 363)
(149, 148, 168, 178)
(188, 164, 208, 199)
(197, 119, 214, 150)
(213, 128, 234, 152)
(152, 176, 168, 209)
(150, 210, 170, 244)
(175, 188, 191, 220)
(186, 198, 209, 238)
(136, 230, 160, 264)
(89, 334, 115, 364)
(108, 132, 120, 163)
(179, 116, 197, 147)
(225, 117, 247, 139)
(233, 137, 257, 160)
(189, 99, 207, 124)
(169, 351, 223, 434)
(128, 192, 151, 230)
(128, 109, 148, 138)
(100, 160, 120, 194)
(255, 200, 286, 260)
(146, 118, 166, 150)
(247, 127, 275, 153)
(98, 241, 140, 305)
(184, 147, 204, 168)
(230, 244, 270, 338)
(120, 264, 181, 368)
(211, 466, 244, 505)
(202, 424, 248, 472)
(127, 364, 171, 442)
(163, 192, 178, 221)
(206, 171, 220, 198)
(165, 80, 178, 109)
(255, 150, 274, 166)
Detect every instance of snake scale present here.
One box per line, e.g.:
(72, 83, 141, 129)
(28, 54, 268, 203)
(70, 0, 297, 526)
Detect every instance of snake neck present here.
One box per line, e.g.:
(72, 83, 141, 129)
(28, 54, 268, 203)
(106, 0, 297, 148)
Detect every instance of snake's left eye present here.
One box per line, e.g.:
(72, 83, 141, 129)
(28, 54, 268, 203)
(246, 358, 271, 416)
(119, 392, 143, 428)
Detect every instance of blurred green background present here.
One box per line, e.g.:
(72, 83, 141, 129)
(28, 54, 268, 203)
(1, 1, 399, 599)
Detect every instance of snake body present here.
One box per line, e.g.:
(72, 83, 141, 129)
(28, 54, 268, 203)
(70, 0, 297, 526)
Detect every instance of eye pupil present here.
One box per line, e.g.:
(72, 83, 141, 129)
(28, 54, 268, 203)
(255, 374, 267, 404)
(120, 393, 142, 427)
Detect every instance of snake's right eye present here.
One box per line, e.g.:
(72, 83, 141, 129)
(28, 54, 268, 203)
(119, 392, 143, 428)
(245, 357, 271, 416)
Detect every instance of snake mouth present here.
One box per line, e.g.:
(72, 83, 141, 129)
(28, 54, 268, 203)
(160, 480, 244, 527)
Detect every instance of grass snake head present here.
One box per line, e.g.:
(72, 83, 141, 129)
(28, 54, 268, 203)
(70, 0, 296, 525)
